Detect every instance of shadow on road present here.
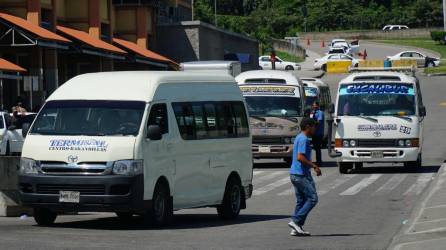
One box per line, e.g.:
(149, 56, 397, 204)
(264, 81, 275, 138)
(46, 213, 290, 231)
(309, 233, 373, 237)
(351, 165, 440, 174)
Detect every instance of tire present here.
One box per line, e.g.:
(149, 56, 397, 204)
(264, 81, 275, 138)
(33, 208, 57, 226)
(217, 176, 242, 220)
(321, 64, 327, 72)
(355, 162, 363, 170)
(116, 212, 133, 220)
(339, 162, 353, 174)
(354, 63, 359, 68)
(149, 182, 172, 227)
(427, 62, 435, 68)
(404, 154, 422, 169)
(285, 65, 294, 71)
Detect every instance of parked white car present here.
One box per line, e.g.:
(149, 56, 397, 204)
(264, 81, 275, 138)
(382, 25, 409, 31)
(258, 56, 301, 71)
(387, 51, 440, 68)
(0, 112, 36, 155)
(314, 54, 360, 71)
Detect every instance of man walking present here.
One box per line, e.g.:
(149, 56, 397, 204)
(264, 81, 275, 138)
(288, 118, 321, 236)
(311, 102, 324, 167)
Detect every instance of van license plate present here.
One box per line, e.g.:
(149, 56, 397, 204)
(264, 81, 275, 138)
(259, 146, 271, 153)
(371, 151, 384, 158)
(59, 191, 80, 203)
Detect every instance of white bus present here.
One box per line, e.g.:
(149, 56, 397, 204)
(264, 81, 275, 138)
(19, 71, 253, 226)
(235, 70, 305, 165)
(329, 71, 426, 173)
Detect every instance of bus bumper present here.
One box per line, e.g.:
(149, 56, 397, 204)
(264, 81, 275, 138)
(18, 174, 148, 213)
(252, 144, 293, 159)
(335, 147, 420, 163)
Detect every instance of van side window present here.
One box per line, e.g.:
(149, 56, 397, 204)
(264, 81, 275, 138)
(147, 104, 169, 135)
(172, 101, 249, 140)
(232, 102, 249, 137)
(172, 103, 195, 139)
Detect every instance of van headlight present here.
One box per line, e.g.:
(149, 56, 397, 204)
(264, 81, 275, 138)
(398, 140, 406, 147)
(20, 158, 39, 175)
(112, 160, 143, 176)
(349, 140, 357, 147)
(405, 139, 412, 147)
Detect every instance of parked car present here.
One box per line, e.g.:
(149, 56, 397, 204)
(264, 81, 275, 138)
(387, 51, 440, 68)
(314, 54, 360, 71)
(0, 112, 36, 155)
(258, 56, 301, 71)
(382, 25, 409, 31)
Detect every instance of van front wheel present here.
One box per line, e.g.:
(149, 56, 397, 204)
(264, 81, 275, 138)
(149, 183, 172, 227)
(34, 208, 57, 226)
(339, 162, 353, 174)
(217, 177, 242, 220)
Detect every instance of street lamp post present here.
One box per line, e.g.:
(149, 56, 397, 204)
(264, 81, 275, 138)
(444, 0, 446, 31)
(214, 0, 217, 26)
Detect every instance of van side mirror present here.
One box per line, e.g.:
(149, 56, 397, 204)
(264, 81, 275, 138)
(22, 123, 30, 138)
(328, 103, 335, 114)
(147, 125, 162, 141)
(420, 106, 427, 117)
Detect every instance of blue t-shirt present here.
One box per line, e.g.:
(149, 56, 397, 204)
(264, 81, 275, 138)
(290, 133, 312, 176)
(314, 109, 324, 136)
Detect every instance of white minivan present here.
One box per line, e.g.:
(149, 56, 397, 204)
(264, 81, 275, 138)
(19, 71, 253, 226)
(329, 71, 426, 173)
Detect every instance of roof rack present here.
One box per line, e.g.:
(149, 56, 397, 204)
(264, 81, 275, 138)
(349, 66, 416, 76)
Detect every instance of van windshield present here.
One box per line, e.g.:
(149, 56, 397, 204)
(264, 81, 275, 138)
(337, 83, 416, 116)
(30, 100, 146, 136)
(245, 96, 302, 117)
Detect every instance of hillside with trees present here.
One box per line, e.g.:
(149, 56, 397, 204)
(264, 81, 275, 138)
(194, 0, 443, 46)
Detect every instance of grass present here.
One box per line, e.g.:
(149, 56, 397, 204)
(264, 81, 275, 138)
(424, 64, 446, 74)
(275, 50, 305, 63)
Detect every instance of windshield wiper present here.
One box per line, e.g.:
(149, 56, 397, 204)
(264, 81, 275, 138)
(392, 115, 413, 122)
(250, 115, 266, 122)
(358, 115, 378, 123)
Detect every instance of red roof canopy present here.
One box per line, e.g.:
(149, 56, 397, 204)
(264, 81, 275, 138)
(0, 58, 26, 72)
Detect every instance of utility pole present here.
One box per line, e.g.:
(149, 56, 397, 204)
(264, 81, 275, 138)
(214, 0, 217, 26)
(191, 0, 194, 21)
(443, 0, 446, 31)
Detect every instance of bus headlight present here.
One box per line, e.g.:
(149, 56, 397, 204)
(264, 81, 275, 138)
(20, 158, 38, 175)
(112, 160, 144, 176)
(343, 140, 350, 147)
(349, 140, 357, 147)
(398, 140, 406, 147)
(283, 137, 291, 144)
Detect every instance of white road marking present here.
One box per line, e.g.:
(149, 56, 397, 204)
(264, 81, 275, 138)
(424, 204, 446, 210)
(277, 171, 336, 196)
(317, 174, 357, 196)
(253, 171, 265, 176)
(404, 173, 434, 196)
(253, 177, 290, 196)
(373, 174, 408, 195)
(340, 174, 383, 196)
(253, 171, 286, 184)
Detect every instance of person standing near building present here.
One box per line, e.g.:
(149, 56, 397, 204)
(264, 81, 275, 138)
(288, 118, 321, 236)
(310, 101, 324, 167)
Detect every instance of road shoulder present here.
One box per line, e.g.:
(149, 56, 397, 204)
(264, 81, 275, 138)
(389, 163, 446, 250)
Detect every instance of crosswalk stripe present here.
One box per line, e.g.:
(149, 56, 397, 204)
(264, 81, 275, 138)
(253, 171, 265, 176)
(253, 177, 290, 196)
(277, 171, 336, 196)
(340, 174, 383, 196)
(253, 171, 286, 184)
(373, 174, 408, 195)
(404, 173, 434, 196)
(318, 174, 357, 196)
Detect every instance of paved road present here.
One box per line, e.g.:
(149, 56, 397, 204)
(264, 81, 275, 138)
(1, 48, 446, 250)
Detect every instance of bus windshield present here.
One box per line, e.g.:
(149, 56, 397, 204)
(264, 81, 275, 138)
(337, 83, 416, 116)
(245, 96, 302, 117)
(30, 100, 146, 136)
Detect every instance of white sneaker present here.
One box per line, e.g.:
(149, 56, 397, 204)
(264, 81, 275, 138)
(288, 221, 310, 236)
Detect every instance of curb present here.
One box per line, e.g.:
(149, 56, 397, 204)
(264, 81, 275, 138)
(425, 73, 446, 77)
(387, 163, 446, 250)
